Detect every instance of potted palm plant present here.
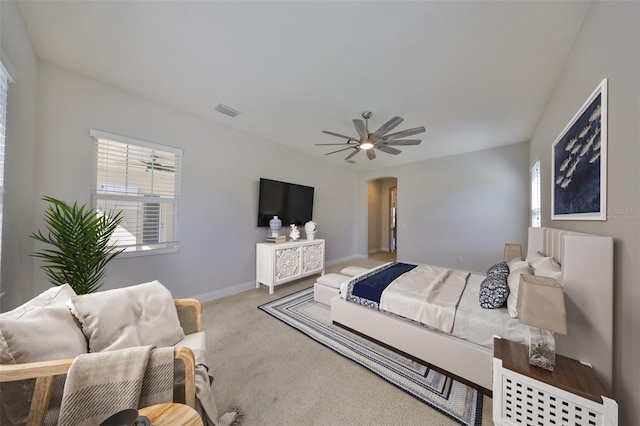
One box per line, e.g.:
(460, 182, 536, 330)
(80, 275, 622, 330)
(31, 196, 124, 294)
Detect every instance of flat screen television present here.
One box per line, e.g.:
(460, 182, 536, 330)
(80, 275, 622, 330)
(257, 178, 314, 227)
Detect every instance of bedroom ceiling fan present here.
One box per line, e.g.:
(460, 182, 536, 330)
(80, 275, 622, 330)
(316, 112, 426, 161)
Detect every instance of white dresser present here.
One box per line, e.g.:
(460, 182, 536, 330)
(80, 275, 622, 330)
(256, 239, 325, 294)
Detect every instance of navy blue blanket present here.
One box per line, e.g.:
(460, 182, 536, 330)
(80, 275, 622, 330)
(351, 262, 417, 304)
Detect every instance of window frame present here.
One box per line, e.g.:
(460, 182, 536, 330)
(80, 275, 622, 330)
(90, 129, 183, 257)
(530, 159, 541, 228)
(0, 60, 12, 277)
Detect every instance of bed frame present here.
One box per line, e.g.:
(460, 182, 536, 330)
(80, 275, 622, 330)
(331, 227, 614, 393)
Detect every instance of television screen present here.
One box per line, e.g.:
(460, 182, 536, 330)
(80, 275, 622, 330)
(258, 178, 314, 227)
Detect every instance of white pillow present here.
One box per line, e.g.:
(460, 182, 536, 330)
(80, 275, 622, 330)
(0, 285, 87, 426)
(0, 284, 87, 364)
(68, 280, 185, 352)
(508, 257, 529, 271)
(525, 251, 545, 263)
(531, 256, 562, 281)
(506, 265, 532, 318)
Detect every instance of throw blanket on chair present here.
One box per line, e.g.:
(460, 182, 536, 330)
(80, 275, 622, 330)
(59, 345, 172, 426)
(192, 348, 242, 426)
(59, 346, 241, 426)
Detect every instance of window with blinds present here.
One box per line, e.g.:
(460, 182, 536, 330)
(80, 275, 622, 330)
(0, 62, 11, 273)
(91, 129, 183, 255)
(530, 160, 541, 227)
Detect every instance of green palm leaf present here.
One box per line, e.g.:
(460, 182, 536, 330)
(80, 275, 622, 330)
(31, 196, 124, 294)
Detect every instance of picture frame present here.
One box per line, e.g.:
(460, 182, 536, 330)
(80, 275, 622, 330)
(552, 78, 607, 221)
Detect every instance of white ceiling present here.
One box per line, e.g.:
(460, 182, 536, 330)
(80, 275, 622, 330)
(17, 1, 591, 171)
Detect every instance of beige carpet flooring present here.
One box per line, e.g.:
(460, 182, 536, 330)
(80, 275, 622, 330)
(202, 257, 493, 425)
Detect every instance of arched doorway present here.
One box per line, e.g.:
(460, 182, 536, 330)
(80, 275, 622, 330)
(367, 177, 397, 262)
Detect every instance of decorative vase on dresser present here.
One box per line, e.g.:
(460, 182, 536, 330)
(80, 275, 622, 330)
(256, 239, 325, 294)
(289, 224, 300, 241)
(304, 221, 317, 240)
(269, 216, 282, 237)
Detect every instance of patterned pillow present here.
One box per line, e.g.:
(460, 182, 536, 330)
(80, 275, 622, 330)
(479, 276, 510, 309)
(486, 261, 509, 279)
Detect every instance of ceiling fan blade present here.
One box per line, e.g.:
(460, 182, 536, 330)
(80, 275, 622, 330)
(381, 139, 422, 146)
(370, 116, 404, 141)
(325, 146, 356, 155)
(379, 126, 426, 141)
(314, 142, 357, 146)
(366, 149, 376, 160)
(376, 145, 401, 155)
(322, 130, 357, 140)
(345, 149, 360, 161)
(352, 119, 367, 139)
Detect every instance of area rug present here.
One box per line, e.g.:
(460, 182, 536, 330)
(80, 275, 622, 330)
(258, 287, 483, 426)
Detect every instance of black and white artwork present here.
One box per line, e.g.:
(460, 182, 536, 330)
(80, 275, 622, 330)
(552, 79, 607, 220)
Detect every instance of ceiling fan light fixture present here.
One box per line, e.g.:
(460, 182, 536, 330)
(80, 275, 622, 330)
(319, 111, 425, 161)
(359, 140, 374, 150)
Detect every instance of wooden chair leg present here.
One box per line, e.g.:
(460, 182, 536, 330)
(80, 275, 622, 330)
(27, 375, 56, 426)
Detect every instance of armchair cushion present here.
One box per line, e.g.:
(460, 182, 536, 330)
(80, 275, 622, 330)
(174, 331, 206, 352)
(67, 280, 185, 352)
(0, 284, 87, 426)
(0, 284, 87, 364)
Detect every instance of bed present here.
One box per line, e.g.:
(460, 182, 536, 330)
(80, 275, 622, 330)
(330, 227, 614, 394)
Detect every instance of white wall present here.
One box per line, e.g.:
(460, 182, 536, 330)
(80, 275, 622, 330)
(358, 142, 530, 274)
(529, 2, 639, 423)
(0, 1, 39, 311)
(0, 53, 359, 306)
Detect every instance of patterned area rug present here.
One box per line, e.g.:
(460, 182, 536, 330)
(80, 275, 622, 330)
(259, 287, 483, 426)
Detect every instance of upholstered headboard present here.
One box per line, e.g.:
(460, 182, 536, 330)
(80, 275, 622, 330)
(527, 227, 614, 391)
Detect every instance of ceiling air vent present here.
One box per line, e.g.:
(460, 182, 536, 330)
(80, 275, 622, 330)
(214, 103, 240, 117)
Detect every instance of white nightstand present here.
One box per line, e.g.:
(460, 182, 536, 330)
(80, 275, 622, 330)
(493, 337, 617, 426)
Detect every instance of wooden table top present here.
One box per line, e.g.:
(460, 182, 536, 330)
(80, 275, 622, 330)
(138, 403, 203, 426)
(494, 337, 609, 403)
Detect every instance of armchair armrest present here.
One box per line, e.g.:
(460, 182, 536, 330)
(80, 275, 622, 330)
(0, 347, 197, 425)
(0, 358, 73, 426)
(174, 298, 202, 334)
(174, 347, 196, 408)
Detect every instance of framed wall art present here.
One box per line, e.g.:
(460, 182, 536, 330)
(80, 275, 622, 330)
(552, 78, 607, 220)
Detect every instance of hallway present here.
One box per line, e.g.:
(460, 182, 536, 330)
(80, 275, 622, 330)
(369, 251, 396, 263)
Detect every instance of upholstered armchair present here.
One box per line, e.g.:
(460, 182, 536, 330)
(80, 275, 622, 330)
(0, 283, 204, 425)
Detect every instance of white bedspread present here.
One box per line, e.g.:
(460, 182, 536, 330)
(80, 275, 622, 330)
(339, 264, 529, 349)
(380, 265, 469, 333)
(451, 273, 528, 347)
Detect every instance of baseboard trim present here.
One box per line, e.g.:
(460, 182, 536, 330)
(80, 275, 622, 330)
(195, 255, 368, 302)
(196, 281, 256, 303)
(326, 254, 366, 266)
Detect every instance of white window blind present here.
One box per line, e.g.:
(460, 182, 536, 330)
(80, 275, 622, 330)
(91, 129, 183, 255)
(530, 160, 541, 227)
(0, 62, 11, 273)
